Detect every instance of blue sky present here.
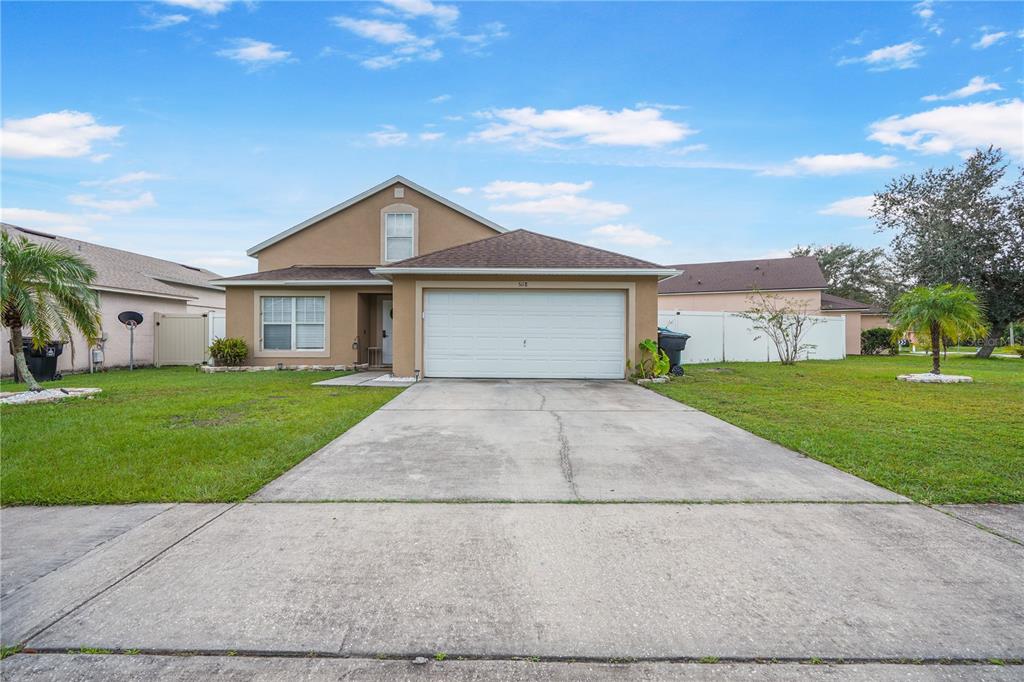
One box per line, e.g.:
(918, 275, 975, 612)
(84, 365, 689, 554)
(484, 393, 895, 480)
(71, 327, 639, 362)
(1, 0, 1021, 275)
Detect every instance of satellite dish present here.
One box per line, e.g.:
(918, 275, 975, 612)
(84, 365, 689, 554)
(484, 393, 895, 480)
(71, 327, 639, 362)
(118, 311, 144, 327)
(117, 311, 144, 370)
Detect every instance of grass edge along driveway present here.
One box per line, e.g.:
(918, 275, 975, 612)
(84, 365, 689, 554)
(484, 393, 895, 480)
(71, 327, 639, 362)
(1, 368, 402, 505)
(652, 355, 1023, 504)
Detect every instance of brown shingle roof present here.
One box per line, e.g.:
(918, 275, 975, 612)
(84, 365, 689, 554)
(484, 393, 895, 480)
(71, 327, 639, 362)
(659, 256, 826, 294)
(380, 229, 668, 270)
(821, 293, 886, 314)
(214, 266, 386, 283)
(1, 223, 222, 300)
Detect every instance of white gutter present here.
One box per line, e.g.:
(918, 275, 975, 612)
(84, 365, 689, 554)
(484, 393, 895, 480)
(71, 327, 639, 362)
(371, 267, 680, 280)
(212, 279, 390, 287)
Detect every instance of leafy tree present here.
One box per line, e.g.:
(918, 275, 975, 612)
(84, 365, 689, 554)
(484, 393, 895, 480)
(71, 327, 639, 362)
(790, 243, 902, 307)
(889, 285, 987, 375)
(873, 147, 1024, 358)
(739, 291, 822, 365)
(1, 231, 102, 390)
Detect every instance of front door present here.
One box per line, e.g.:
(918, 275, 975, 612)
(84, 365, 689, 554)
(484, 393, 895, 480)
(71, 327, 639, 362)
(381, 298, 393, 365)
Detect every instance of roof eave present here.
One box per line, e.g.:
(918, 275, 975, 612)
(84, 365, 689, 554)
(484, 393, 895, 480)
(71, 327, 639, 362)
(371, 267, 680, 281)
(246, 175, 508, 256)
(659, 286, 827, 295)
(212, 279, 391, 287)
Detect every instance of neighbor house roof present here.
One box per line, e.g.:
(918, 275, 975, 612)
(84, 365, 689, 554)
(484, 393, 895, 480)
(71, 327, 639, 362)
(1, 223, 222, 301)
(371, 229, 678, 278)
(246, 175, 507, 257)
(658, 256, 826, 294)
(821, 292, 886, 314)
(212, 266, 388, 286)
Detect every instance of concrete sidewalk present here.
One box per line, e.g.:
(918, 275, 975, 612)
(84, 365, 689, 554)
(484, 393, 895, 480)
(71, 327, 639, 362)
(8, 503, 1022, 661)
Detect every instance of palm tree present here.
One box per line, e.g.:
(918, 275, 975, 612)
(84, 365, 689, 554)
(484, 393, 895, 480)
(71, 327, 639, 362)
(890, 284, 988, 375)
(1, 231, 102, 391)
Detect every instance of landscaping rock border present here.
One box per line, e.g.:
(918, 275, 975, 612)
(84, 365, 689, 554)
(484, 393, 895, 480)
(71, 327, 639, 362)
(897, 373, 974, 383)
(0, 387, 102, 405)
(201, 364, 354, 373)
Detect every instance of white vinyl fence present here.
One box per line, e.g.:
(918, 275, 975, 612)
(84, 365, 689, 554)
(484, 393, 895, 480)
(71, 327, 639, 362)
(208, 310, 226, 346)
(658, 310, 847, 363)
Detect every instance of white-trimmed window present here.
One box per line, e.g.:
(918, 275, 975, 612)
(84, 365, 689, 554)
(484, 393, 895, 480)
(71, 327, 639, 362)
(384, 212, 414, 261)
(261, 296, 325, 351)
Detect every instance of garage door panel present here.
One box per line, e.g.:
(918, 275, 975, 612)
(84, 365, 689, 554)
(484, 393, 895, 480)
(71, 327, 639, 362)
(424, 290, 626, 379)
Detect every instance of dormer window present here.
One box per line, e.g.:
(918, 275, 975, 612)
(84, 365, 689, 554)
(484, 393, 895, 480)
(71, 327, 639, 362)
(384, 211, 414, 261)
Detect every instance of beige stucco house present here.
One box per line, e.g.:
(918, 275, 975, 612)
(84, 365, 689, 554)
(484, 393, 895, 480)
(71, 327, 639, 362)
(657, 256, 888, 355)
(216, 176, 677, 379)
(1, 223, 224, 375)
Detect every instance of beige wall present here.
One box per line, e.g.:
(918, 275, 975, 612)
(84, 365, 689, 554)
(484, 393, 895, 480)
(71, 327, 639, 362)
(255, 183, 499, 271)
(820, 311, 862, 355)
(1, 290, 191, 376)
(389, 274, 661, 378)
(658, 289, 822, 313)
(225, 285, 392, 366)
(861, 314, 891, 330)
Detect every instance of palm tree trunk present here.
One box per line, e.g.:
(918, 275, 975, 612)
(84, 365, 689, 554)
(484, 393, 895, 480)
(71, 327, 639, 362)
(930, 322, 941, 375)
(9, 325, 43, 391)
(975, 322, 1006, 359)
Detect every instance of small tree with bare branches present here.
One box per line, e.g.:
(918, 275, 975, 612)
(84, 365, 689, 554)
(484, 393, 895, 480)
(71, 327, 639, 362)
(738, 291, 822, 365)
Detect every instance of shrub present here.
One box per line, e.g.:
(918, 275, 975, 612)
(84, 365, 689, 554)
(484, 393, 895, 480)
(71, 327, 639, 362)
(861, 327, 898, 356)
(1007, 344, 1024, 359)
(209, 337, 248, 366)
(633, 338, 670, 379)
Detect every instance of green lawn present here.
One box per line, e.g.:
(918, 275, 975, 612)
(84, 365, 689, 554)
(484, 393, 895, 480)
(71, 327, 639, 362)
(652, 355, 1023, 504)
(1, 368, 402, 505)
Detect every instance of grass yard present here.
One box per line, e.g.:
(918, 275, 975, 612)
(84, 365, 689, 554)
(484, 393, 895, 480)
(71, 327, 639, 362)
(652, 355, 1023, 504)
(1, 368, 402, 505)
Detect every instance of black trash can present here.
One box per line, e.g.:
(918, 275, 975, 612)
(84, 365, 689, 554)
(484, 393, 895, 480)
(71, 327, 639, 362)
(657, 327, 690, 376)
(11, 337, 64, 383)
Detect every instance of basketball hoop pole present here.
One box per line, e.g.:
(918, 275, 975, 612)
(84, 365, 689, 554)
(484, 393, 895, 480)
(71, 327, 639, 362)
(129, 324, 134, 371)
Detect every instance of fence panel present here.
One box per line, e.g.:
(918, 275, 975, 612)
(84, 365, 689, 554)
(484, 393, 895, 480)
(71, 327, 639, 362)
(658, 310, 846, 363)
(154, 313, 208, 366)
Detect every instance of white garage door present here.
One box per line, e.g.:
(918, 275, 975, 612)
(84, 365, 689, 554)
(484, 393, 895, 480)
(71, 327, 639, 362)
(424, 290, 626, 379)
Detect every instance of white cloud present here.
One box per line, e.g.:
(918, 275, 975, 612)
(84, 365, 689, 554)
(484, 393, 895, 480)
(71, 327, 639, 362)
(377, 0, 458, 29)
(635, 101, 686, 111)
(459, 21, 508, 51)
(452, 186, 473, 195)
(142, 13, 190, 30)
(68, 191, 157, 213)
(869, 99, 1023, 158)
(158, 0, 230, 15)
(430, 94, 451, 103)
(368, 125, 408, 146)
(913, 1, 942, 35)
(216, 39, 293, 69)
(0, 207, 103, 239)
(80, 171, 163, 188)
(972, 31, 1008, 49)
(482, 180, 593, 199)
(418, 131, 444, 141)
(589, 224, 669, 248)
(922, 76, 1002, 102)
(818, 195, 875, 218)
(764, 153, 899, 176)
(839, 41, 924, 71)
(332, 17, 419, 44)
(0, 110, 121, 159)
(471, 105, 695, 149)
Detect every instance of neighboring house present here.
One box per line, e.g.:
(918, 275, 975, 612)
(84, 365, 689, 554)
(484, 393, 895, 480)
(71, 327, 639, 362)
(215, 176, 676, 379)
(657, 256, 888, 355)
(1, 223, 224, 375)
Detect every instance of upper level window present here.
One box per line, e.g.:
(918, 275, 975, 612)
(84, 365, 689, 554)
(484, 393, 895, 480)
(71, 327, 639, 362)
(384, 212, 414, 261)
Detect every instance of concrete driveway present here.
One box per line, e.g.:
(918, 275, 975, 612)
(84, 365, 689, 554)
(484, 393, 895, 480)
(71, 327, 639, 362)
(3, 379, 1022, 678)
(253, 379, 902, 502)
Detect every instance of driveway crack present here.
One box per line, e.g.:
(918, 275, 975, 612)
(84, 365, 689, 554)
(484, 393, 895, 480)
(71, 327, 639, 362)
(552, 412, 579, 499)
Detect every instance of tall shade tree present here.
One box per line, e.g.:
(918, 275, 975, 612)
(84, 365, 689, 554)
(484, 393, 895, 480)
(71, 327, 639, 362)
(873, 147, 1024, 358)
(789, 243, 903, 308)
(889, 284, 988, 375)
(1, 231, 102, 391)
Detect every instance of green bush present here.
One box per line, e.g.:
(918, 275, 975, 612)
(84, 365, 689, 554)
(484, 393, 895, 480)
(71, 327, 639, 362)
(209, 337, 248, 366)
(861, 327, 898, 356)
(1007, 344, 1024, 359)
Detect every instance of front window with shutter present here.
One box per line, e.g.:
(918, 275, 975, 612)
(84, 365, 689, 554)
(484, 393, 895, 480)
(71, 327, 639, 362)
(261, 296, 325, 351)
